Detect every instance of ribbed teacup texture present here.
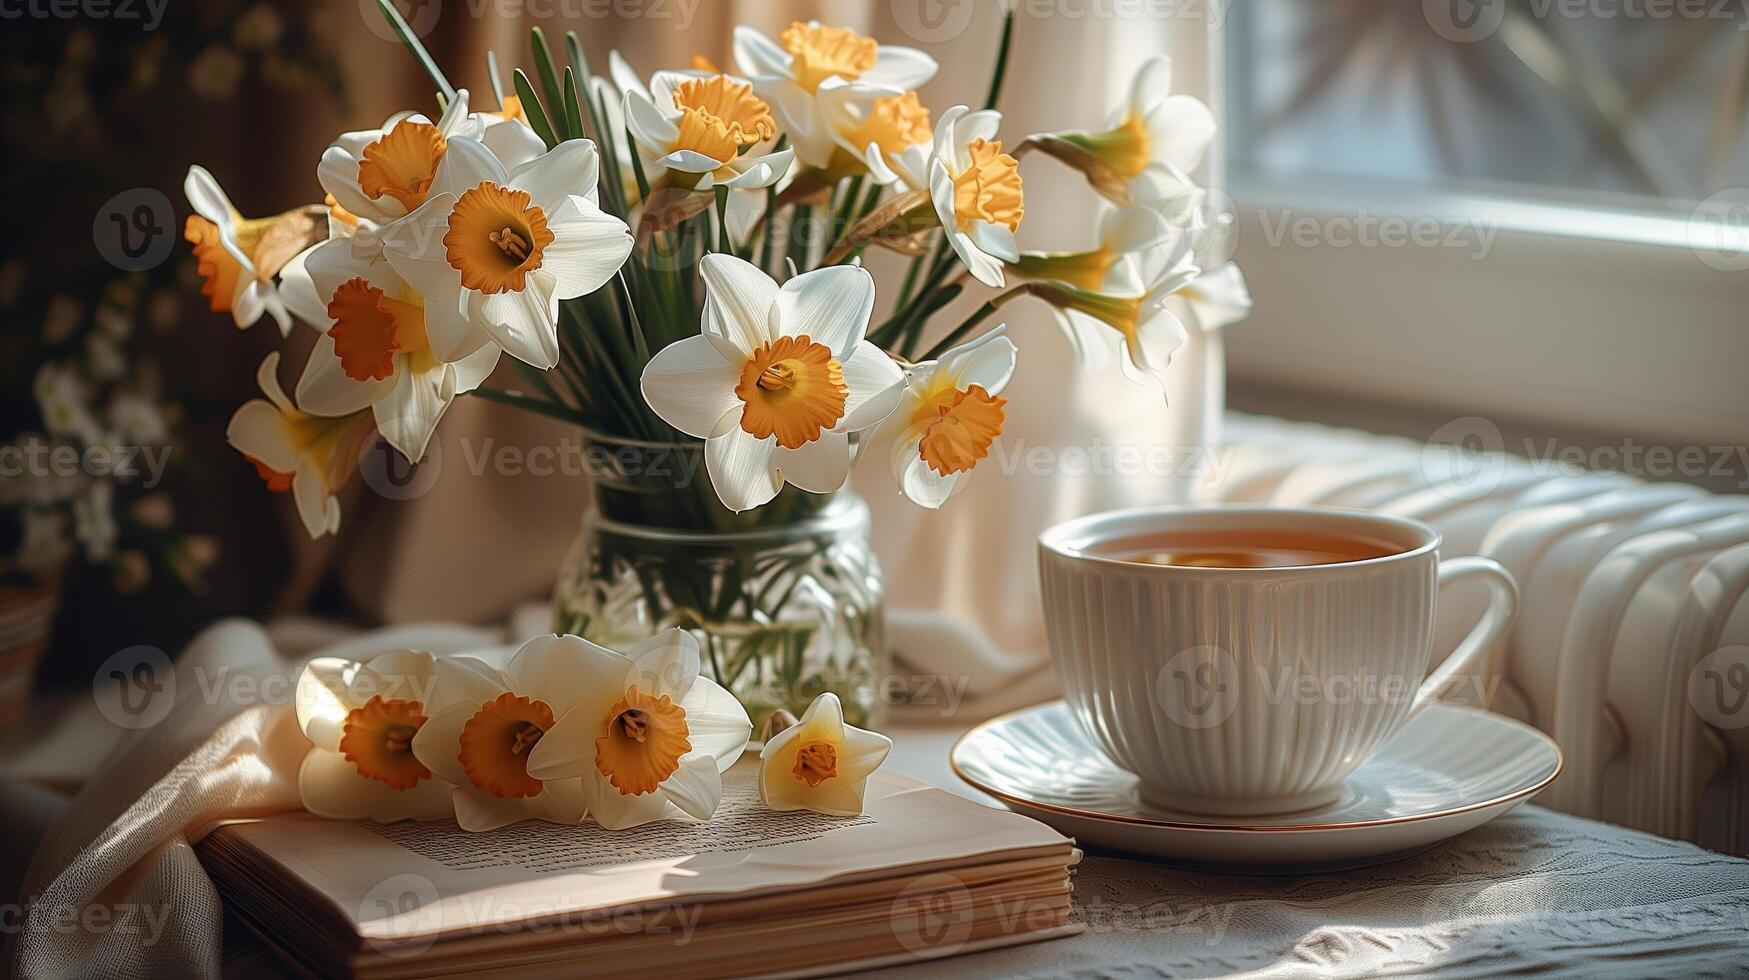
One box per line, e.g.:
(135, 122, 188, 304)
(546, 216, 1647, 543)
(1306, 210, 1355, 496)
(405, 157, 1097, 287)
(1040, 509, 1438, 815)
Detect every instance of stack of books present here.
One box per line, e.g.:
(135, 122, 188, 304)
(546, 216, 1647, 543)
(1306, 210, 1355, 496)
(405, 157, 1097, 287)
(197, 764, 1080, 978)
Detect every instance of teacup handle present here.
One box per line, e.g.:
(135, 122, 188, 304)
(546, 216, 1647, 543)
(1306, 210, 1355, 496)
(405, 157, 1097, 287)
(1409, 557, 1520, 720)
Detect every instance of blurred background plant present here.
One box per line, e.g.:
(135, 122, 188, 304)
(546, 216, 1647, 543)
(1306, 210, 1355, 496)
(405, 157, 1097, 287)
(0, 3, 343, 691)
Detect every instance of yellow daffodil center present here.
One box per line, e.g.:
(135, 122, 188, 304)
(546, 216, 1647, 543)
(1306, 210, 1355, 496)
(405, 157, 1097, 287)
(951, 138, 1024, 233)
(497, 94, 526, 125)
(340, 695, 432, 790)
(443, 182, 554, 294)
(781, 22, 878, 91)
(184, 215, 243, 314)
(734, 335, 847, 450)
(595, 685, 691, 797)
(458, 692, 554, 799)
(917, 384, 1006, 476)
(791, 739, 839, 788)
(357, 119, 447, 212)
(669, 75, 777, 163)
(842, 91, 931, 157)
(327, 278, 430, 382)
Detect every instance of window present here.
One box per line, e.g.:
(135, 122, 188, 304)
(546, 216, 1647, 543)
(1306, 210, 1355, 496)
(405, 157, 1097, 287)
(1218, 1, 1749, 447)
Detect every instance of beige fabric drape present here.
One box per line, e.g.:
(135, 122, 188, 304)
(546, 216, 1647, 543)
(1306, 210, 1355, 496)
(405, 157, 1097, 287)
(309, 2, 1219, 714)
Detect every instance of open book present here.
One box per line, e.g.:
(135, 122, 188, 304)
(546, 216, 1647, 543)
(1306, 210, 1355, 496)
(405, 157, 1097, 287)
(197, 763, 1081, 979)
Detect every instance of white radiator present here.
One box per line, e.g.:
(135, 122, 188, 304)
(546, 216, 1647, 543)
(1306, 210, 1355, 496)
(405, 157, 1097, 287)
(1206, 415, 1749, 854)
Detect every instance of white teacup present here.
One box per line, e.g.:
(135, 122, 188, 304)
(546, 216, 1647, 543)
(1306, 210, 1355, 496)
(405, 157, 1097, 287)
(1038, 506, 1518, 816)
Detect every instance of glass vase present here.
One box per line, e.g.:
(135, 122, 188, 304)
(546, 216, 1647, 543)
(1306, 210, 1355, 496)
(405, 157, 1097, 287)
(553, 433, 887, 731)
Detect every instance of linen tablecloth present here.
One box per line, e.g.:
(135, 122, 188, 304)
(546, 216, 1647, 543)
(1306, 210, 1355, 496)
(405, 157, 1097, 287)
(3, 621, 1747, 979)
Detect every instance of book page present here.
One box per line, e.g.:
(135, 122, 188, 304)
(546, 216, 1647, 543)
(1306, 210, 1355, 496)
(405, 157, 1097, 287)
(360, 775, 874, 874)
(208, 762, 1070, 942)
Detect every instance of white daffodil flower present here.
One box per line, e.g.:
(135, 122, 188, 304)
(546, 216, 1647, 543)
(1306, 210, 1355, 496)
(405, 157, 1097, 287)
(734, 21, 936, 170)
(623, 71, 794, 193)
(872, 326, 1017, 510)
(279, 237, 501, 463)
(758, 693, 891, 816)
(317, 89, 544, 231)
(819, 85, 933, 182)
(225, 353, 373, 539)
(295, 649, 454, 822)
(183, 166, 312, 334)
(1049, 56, 1215, 205)
(383, 137, 633, 370)
(1014, 203, 1177, 369)
(871, 105, 1024, 288)
(1035, 232, 1200, 393)
(638, 254, 905, 513)
(523, 630, 753, 830)
(409, 638, 618, 832)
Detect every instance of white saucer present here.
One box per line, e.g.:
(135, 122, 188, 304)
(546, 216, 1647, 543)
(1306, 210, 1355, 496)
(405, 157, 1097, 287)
(951, 701, 1562, 872)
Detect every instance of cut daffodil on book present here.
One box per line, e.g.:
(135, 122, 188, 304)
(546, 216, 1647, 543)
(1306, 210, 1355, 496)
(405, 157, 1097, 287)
(184, 166, 320, 334)
(522, 630, 753, 830)
(735, 21, 936, 171)
(874, 326, 1017, 509)
(279, 235, 502, 463)
(408, 636, 609, 832)
(758, 693, 891, 816)
(295, 649, 453, 822)
(639, 254, 904, 512)
(225, 354, 373, 539)
(385, 137, 633, 369)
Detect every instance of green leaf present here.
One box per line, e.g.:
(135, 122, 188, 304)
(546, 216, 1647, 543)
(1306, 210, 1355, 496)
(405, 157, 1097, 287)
(528, 27, 566, 130)
(374, 0, 455, 104)
(513, 69, 560, 150)
(561, 69, 585, 147)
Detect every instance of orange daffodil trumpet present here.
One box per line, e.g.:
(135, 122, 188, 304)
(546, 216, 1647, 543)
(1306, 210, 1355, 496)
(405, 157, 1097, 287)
(519, 629, 753, 830)
(225, 354, 372, 539)
(385, 137, 633, 371)
(871, 327, 1017, 509)
(638, 254, 905, 513)
(734, 21, 937, 172)
(622, 71, 795, 193)
(758, 693, 891, 816)
(295, 649, 452, 822)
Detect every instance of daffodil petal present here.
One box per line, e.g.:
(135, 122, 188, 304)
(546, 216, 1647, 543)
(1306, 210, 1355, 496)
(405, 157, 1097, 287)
(657, 753, 723, 821)
(775, 432, 851, 493)
(626, 629, 700, 700)
(640, 336, 742, 439)
(299, 749, 453, 822)
(585, 774, 672, 830)
(704, 422, 781, 513)
(772, 265, 874, 358)
(294, 657, 356, 752)
(411, 702, 478, 787)
(679, 676, 752, 771)
(700, 253, 779, 356)
(475, 269, 561, 369)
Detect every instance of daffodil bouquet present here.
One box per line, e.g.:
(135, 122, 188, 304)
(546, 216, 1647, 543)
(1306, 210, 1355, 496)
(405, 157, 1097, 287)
(188, 2, 1249, 536)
